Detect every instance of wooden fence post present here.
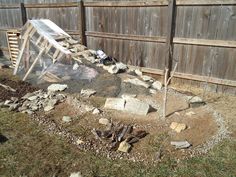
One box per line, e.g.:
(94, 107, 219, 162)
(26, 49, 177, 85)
(78, 0, 86, 46)
(20, 3, 27, 25)
(163, 0, 176, 84)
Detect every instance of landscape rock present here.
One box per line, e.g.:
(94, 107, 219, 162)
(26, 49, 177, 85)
(186, 111, 196, 116)
(149, 89, 157, 94)
(170, 122, 187, 133)
(62, 116, 72, 123)
(124, 98, 150, 116)
(118, 140, 131, 153)
(44, 105, 54, 112)
(47, 84, 68, 92)
(104, 98, 125, 111)
(134, 69, 142, 76)
(27, 95, 38, 101)
(73, 63, 79, 70)
(76, 139, 84, 145)
(69, 172, 83, 177)
(99, 118, 110, 125)
(80, 89, 96, 97)
(92, 108, 101, 114)
(152, 81, 162, 90)
(121, 94, 137, 99)
(116, 62, 127, 71)
(171, 141, 191, 149)
(187, 96, 203, 103)
(9, 103, 19, 111)
(107, 65, 119, 74)
(141, 75, 153, 82)
(124, 78, 150, 88)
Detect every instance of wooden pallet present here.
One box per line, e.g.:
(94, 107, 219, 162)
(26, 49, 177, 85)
(6, 30, 20, 67)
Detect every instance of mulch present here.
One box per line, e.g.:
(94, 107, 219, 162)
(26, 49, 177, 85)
(0, 78, 38, 101)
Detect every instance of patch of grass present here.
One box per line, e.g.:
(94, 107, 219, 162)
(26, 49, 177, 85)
(0, 108, 236, 177)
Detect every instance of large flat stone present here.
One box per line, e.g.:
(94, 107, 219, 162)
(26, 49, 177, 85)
(104, 98, 125, 111)
(47, 84, 68, 92)
(124, 98, 150, 116)
(124, 78, 150, 88)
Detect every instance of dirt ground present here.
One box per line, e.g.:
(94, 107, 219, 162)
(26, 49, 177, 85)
(0, 63, 236, 176)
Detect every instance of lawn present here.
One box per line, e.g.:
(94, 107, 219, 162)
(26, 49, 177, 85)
(1, 108, 236, 177)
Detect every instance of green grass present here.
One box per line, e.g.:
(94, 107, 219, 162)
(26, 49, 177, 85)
(0, 108, 236, 177)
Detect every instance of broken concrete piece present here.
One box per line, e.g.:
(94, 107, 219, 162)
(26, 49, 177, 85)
(124, 78, 150, 88)
(92, 108, 101, 114)
(134, 69, 142, 76)
(80, 89, 96, 97)
(62, 116, 72, 123)
(104, 98, 125, 111)
(9, 103, 19, 111)
(118, 141, 131, 153)
(99, 118, 110, 125)
(152, 81, 162, 90)
(47, 84, 68, 92)
(171, 141, 191, 149)
(121, 94, 137, 99)
(170, 122, 187, 133)
(124, 98, 150, 116)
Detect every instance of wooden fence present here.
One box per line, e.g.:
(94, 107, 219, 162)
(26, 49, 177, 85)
(0, 0, 236, 94)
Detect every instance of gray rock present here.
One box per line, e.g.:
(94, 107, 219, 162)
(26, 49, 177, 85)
(124, 98, 150, 116)
(47, 84, 68, 92)
(171, 141, 191, 149)
(62, 116, 72, 123)
(107, 65, 119, 74)
(22, 93, 34, 100)
(4, 100, 12, 106)
(80, 89, 96, 97)
(118, 141, 131, 153)
(73, 63, 79, 70)
(124, 78, 150, 88)
(116, 62, 127, 71)
(152, 81, 162, 90)
(187, 96, 203, 103)
(22, 109, 34, 115)
(104, 98, 125, 111)
(149, 89, 157, 94)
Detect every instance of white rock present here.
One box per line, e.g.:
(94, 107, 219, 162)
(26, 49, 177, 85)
(187, 96, 203, 103)
(149, 89, 157, 94)
(92, 108, 101, 114)
(99, 118, 110, 125)
(44, 105, 54, 112)
(104, 98, 125, 111)
(73, 63, 79, 70)
(186, 111, 196, 116)
(116, 62, 127, 71)
(124, 98, 150, 116)
(80, 89, 96, 97)
(152, 81, 162, 90)
(62, 116, 72, 123)
(134, 69, 142, 76)
(141, 75, 153, 82)
(171, 141, 191, 149)
(108, 65, 119, 74)
(27, 95, 38, 101)
(121, 94, 137, 99)
(76, 139, 84, 145)
(118, 141, 131, 153)
(84, 105, 95, 112)
(124, 78, 150, 88)
(47, 84, 68, 92)
(69, 172, 83, 177)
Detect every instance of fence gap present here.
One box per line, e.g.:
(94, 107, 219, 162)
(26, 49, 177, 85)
(78, 0, 86, 46)
(20, 3, 27, 25)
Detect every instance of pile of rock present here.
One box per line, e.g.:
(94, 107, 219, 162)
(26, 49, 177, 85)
(0, 90, 66, 114)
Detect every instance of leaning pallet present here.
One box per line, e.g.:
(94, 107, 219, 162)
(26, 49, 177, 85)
(6, 30, 20, 67)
